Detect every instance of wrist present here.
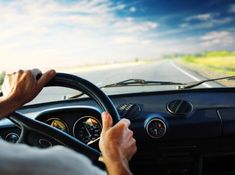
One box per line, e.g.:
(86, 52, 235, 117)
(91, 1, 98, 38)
(103, 156, 132, 175)
(0, 95, 22, 118)
(5, 91, 24, 107)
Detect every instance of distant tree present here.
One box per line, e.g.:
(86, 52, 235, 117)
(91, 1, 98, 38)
(134, 58, 139, 62)
(0, 71, 5, 86)
(204, 50, 230, 57)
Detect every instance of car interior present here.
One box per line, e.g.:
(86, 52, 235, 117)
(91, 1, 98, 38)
(1, 73, 235, 175)
(0, 0, 235, 175)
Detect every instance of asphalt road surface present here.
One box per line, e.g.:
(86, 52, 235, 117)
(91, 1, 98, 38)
(30, 60, 222, 104)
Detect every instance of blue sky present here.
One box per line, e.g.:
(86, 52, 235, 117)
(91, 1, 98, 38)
(0, 0, 235, 70)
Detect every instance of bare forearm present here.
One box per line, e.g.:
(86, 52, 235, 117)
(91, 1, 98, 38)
(105, 160, 133, 175)
(0, 69, 56, 120)
(0, 95, 21, 119)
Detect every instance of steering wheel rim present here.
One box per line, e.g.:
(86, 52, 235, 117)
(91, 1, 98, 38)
(8, 73, 120, 163)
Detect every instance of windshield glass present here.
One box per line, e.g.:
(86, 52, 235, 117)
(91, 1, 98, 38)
(0, 0, 235, 103)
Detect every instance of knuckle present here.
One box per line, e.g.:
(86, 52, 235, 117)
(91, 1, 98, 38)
(132, 139, 137, 146)
(132, 138, 136, 144)
(5, 74, 10, 78)
(133, 145, 137, 153)
(128, 130, 134, 137)
(117, 122, 126, 129)
(119, 119, 130, 128)
(105, 131, 115, 139)
(25, 70, 31, 74)
(18, 69, 24, 74)
(132, 140, 137, 150)
(123, 118, 131, 125)
(25, 70, 33, 78)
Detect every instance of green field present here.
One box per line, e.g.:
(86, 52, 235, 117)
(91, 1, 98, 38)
(0, 72, 4, 87)
(181, 51, 235, 75)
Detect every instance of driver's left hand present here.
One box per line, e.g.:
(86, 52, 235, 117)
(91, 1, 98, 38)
(0, 69, 56, 118)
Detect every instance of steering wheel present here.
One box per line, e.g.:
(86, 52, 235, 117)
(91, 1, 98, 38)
(8, 73, 120, 164)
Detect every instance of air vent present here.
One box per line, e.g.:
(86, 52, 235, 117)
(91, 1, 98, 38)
(167, 99, 193, 116)
(117, 103, 141, 119)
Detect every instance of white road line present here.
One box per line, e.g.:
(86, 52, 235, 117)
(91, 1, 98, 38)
(171, 62, 211, 88)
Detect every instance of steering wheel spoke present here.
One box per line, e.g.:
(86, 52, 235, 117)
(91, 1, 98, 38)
(17, 127, 29, 144)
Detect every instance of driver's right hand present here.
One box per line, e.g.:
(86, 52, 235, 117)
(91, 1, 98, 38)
(99, 112, 137, 172)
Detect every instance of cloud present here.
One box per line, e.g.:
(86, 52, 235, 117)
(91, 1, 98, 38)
(113, 18, 158, 33)
(229, 4, 235, 13)
(0, 0, 159, 70)
(200, 31, 235, 48)
(185, 14, 212, 21)
(181, 13, 233, 29)
(112, 36, 151, 45)
(114, 3, 126, 10)
(0, 0, 234, 72)
(129, 6, 137, 13)
(112, 36, 138, 44)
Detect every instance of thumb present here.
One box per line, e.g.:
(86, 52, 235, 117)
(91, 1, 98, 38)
(101, 112, 113, 133)
(37, 69, 56, 88)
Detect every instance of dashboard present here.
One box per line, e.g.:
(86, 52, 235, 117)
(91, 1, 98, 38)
(1, 88, 235, 175)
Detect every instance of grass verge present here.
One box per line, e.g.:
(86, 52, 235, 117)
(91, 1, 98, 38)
(179, 51, 235, 87)
(181, 51, 235, 75)
(0, 72, 4, 86)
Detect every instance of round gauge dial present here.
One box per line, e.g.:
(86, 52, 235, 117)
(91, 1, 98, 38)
(5, 133, 19, 143)
(73, 116, 102, 145)
(46, 118, 69, 133)
(145, 118, 166, 139)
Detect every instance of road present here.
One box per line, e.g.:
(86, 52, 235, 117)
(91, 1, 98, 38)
(30, 60, 222, 104)
(75, 60, 216, 86)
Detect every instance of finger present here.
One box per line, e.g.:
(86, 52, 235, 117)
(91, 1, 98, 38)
(31, 68, 42, 80)
(5, 70, 16, 75)
(131, 144, 138, 160)
(132, 138, 137, 154)
(1, 74, 11, 96)
(101, 112, 113, 133)
(116, 118, 131, 129)
(126, 137, 136, 145)
(1, 81, 7, 96)
(127, 129, 134, 141)
(37, 69, 56, 88)
(18, 69, 23, 74)
(127, 138, 137, 161)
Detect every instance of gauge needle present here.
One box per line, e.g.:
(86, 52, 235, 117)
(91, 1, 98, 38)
(88, 137, 100, 145)
(83, 122, 92, 137)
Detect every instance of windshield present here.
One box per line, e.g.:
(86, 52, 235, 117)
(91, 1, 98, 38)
(0, 0, 235, 103)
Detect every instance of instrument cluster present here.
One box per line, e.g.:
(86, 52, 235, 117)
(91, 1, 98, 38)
(44, 116, 102, 145)
(36, 107, 102, 146)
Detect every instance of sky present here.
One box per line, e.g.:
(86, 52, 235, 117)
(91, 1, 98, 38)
(0, 0, 235, 70)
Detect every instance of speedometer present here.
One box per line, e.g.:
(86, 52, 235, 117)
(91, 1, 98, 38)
(46, 118, 69, 133)
(73, 116, 102, 144)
